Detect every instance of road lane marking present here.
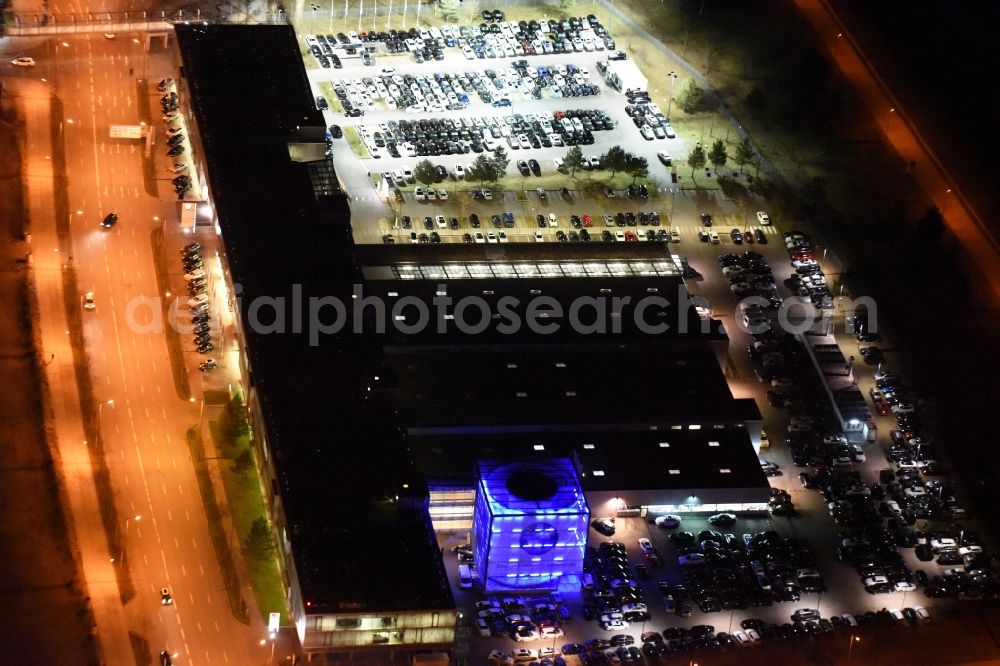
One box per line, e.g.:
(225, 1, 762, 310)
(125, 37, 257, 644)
(196, 621, 201, 633)
(214, 622, 220, 633)
(166, 509, 172, 521)
(182, 565, 187, 577)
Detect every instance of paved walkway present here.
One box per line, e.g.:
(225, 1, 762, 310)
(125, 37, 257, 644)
(795, 0, 1000, 303)
(18, 80, 133, 666)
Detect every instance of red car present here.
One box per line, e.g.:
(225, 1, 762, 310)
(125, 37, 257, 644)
(791, 251, 816, 261)
(624, 230, 637, 241)
(582, 214, 593, 227)
(743, 231, 755, 244)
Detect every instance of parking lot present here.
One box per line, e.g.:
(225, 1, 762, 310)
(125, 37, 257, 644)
(429, 211, 998, 663)
(306, 13, 694, 245)
(296, 7, 996, 665)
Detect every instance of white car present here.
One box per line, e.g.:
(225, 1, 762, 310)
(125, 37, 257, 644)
(435, 215, 447, 229)
(498, 232, 509, 243)
(599, 618, 629, 631)
(708, 231, 720, 244)
(732, 630, 751, 647)
(12, 57, 36, 67)
(657, 151, 672, 166)
(548, 213, 558, 227)
(82, 291, 96, 310)
(756, 211, 771, 225)
(436, 189, 449, 201)
(931, 537, 957, 552)
(454, 165, 465, 179)
(487, 232, 498, 244)
(654, 515, 681, 529)
(533, 231, 544, 242)
(474, 232, 486, 244)
(638, 538, 654, 554)
(511, 648, 538, 663)
(914, 607, 930, 622)
(553, 158, 564, 170)
(414, 187, 426, 201)
(894, 581, 917, 592)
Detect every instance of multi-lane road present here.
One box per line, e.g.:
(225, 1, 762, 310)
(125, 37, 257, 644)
(17, 31, 267, 665)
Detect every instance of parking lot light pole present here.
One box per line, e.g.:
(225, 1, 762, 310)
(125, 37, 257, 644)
(847, 634, 860, 661)
(665, 71, 678, 121)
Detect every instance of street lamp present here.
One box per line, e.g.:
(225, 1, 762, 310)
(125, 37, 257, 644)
(847, 634, 860, 661)
(98, 399, 114, 419)
(116, 514, 141, 564)
(884, 107, 895, 135)
(665, 71, 678, 121)
(942, 188, 953, 216)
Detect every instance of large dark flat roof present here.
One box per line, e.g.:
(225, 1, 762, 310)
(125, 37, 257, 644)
(413, 428, 768, 494)
(175, 24, 454, 613)
(386, 344, 760, 433)
(359, 274, 725, 346)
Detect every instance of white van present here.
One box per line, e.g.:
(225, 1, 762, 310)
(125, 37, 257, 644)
(458, 564, 473, 589)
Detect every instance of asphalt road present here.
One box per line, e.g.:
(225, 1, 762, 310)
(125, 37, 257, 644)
(19, 33, 266, 665)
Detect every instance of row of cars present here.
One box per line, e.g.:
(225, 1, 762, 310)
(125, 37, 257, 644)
(338, 61, 602, 113)
(475, 593, 571, 643)
(719, 251, 779, 321)
(303, 33, 346, 69)
(349, 107, 615, 159)
(330, 62, 596, 114)
(782, 229, 834, 309)
(180, 243, 214, 358)
(487, 609, 930, 664)
(620, 96, 676, 141)
(660, 528, 826, 613)
(157, 79, 195, 199)
(459, 13, 617, 61)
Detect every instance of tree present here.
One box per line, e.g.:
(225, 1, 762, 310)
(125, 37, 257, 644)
(413, 159, 437, 187)
(231, 448, 254, 476)
(563, 145, 585, 176)
(625, 155, 649, 184)
(602, 146, 628, 177)
(468, 153, 496, 185)
(243, 517, 273, 560)
(220, 393, 250, 442)
(438, 0, 461, 22)
(491, 147, 510, 183)
(708, 140, 728, 173)
(558, 0, 575, 13)
(676, 78, 705, 114)
(687, 145, 706, 179)
(733, 136, 755, 173)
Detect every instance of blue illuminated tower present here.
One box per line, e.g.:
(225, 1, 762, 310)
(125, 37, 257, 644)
(472, 459, 589, 592)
